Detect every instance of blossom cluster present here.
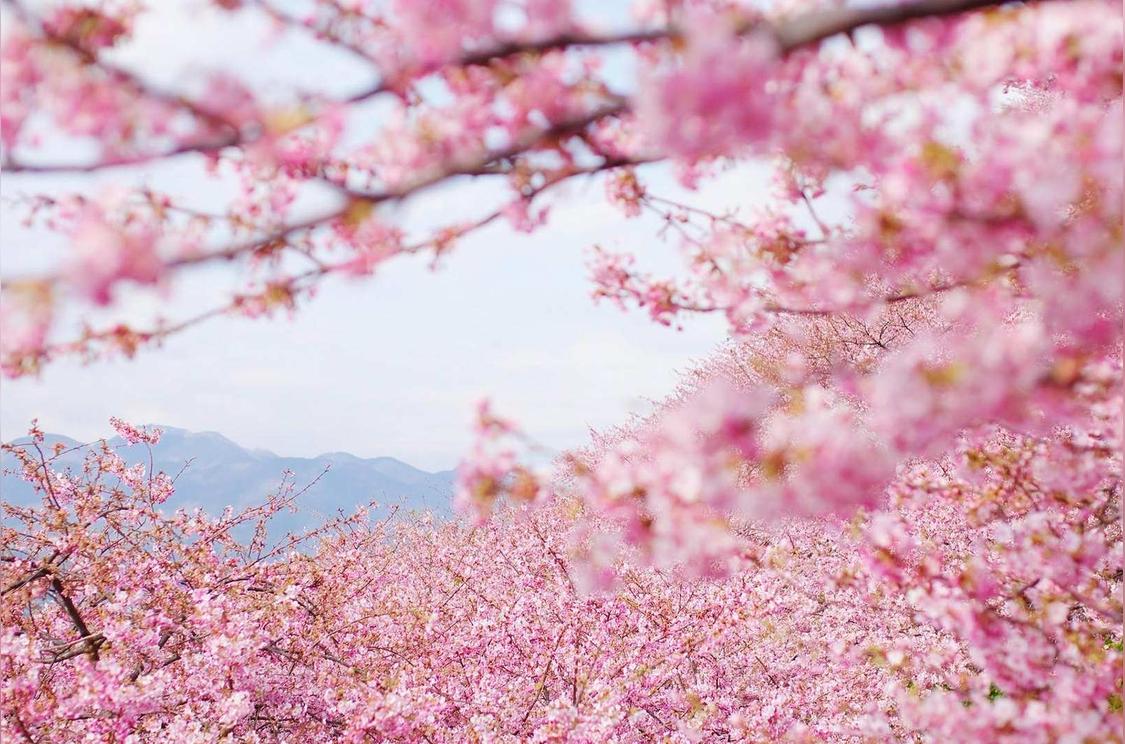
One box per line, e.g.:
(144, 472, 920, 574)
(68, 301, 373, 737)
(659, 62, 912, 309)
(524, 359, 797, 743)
(1, 0, 1122, 739)
(4, 0, 1116, 376)
(4, 407, 1120, 741)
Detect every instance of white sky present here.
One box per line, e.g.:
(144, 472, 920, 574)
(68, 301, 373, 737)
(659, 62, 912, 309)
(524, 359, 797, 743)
(1, 178, 738, 470)
(0, 1, 784, 470)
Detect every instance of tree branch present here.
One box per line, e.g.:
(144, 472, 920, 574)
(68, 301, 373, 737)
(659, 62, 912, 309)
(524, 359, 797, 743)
(1, 0, 1046, 174)
(49, 577, 101, 662)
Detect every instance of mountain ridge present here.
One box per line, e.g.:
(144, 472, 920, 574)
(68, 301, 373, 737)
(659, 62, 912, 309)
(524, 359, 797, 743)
(1, 425, 455, 536)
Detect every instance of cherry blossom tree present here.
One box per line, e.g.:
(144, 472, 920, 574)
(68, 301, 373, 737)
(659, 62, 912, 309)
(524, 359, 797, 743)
(3, 398, 1120, 740)
(1, 0, 1122, 740)
(3, 0, 1114, 371)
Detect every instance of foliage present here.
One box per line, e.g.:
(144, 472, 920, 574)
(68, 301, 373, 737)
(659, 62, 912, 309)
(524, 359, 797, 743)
(1, 0, 1122, 740)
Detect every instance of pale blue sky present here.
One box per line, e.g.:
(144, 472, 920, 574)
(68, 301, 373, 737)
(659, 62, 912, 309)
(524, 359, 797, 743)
(0, 1, 774, 469)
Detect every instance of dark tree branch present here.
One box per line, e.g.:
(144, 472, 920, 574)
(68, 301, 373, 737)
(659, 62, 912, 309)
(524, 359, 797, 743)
(49, 578, 101, 662)
(1, 0, 1047, 174)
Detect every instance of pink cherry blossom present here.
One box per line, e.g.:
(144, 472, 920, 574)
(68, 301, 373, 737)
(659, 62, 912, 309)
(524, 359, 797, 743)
(2, 0, 1123, 739)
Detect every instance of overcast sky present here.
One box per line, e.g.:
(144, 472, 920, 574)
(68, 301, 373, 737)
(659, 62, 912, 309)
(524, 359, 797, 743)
(0, 1, 777, 470)
(1, 177, 737, 471)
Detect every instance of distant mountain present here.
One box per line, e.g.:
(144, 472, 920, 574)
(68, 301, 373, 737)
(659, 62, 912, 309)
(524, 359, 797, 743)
(1, 426, 455, 538)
